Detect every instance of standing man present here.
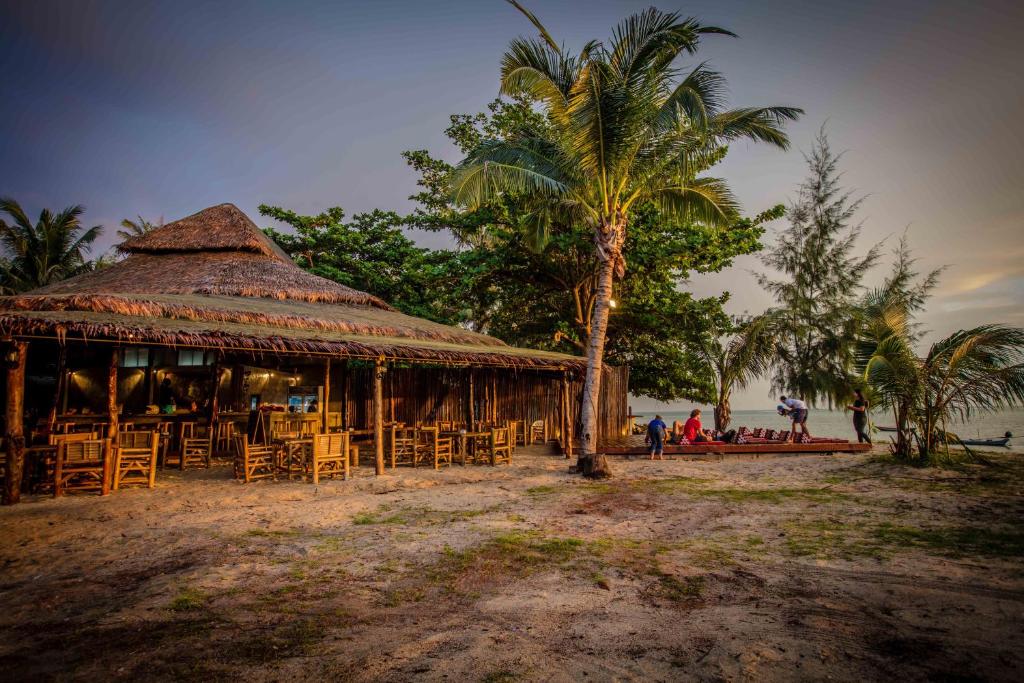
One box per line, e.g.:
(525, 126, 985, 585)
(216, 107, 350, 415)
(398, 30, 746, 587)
(645, 414, 668, 460)
(780, 395, 809, 443)
(846, 389, 871, 444)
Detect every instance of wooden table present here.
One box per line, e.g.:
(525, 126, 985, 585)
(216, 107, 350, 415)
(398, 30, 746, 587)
(442, 430, 490, 465)
(275, 437, 312, 479)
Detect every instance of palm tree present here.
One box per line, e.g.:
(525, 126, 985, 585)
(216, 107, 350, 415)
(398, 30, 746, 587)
(858, 280, 1024, 462)
(451, 4, 800, 476)
(698, 315, 778, 431)
(117, 215, 161, 242)
(0, 198, 103, 293)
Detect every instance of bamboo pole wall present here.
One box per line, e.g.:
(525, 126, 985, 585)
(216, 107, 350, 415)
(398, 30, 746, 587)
(341, 365, 628, 445)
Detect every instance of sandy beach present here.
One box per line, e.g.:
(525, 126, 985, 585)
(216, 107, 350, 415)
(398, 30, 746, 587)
(1, 447, 1022, 682)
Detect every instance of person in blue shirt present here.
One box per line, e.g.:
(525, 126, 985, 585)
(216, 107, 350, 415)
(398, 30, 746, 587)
(645, 414, 668, 460)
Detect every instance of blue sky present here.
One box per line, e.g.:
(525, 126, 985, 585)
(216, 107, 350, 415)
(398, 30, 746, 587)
(2, 0, 1022, 409)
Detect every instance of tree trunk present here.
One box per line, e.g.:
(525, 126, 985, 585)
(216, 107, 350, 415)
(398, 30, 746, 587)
(3, 341, 27, 505)
(714, 398, 731, 432)
(578, 257, 615, 479)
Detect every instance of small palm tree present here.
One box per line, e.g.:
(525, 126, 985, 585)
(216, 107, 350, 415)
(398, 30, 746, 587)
(918, 326, 1024, 457)
(0, 198, 103, 293)
(860, 309, 1024, 462)
(698, 315, 778, 431)
(117, 215, 161, 242)
(451, 4, 800, 476)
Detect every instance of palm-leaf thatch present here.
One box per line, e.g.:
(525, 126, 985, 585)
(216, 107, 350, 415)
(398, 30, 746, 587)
(0, 204, 583, 370)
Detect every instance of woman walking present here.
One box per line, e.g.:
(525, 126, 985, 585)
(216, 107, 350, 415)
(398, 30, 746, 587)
(847, 389, 871, 444)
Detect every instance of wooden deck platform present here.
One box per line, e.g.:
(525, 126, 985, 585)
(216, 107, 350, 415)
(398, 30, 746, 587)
(592, 436, 871, 456)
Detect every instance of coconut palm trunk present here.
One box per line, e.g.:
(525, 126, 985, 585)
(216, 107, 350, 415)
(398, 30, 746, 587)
(714, 392, 731, 432)
(578, 250, 617, 477)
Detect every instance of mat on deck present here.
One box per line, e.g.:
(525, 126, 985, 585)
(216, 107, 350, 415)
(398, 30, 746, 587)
(591, 436, 871, 456)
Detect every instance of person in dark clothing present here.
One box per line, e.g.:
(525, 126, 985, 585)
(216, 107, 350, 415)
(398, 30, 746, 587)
(157, 378, 176, 415)
(645, 414, 667, 460)
(847, 389, 871, 444)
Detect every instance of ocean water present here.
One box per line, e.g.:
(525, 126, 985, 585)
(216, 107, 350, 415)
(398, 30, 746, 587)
(635, 408, 1024, 453)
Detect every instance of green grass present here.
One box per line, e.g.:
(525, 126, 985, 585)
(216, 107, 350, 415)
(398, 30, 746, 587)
(352, 510, 407, 525)
(873, 523, 1024, 558)
(167, 587, 207, 612)
(245, 528, 301, 538)
(652, 571, 704, 602)
(782, 519, 1024, 560)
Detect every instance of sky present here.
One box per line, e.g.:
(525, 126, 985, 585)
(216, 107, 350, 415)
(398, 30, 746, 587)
(1, 0, 1022, 410)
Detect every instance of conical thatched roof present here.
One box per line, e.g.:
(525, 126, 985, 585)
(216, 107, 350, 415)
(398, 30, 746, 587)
(40, 203, 389, 308)
(118, 203, 292, 260)
(0, 204, 581, 369)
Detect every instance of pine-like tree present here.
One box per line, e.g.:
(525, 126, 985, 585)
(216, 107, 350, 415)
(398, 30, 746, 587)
(757, 130, 880, 405)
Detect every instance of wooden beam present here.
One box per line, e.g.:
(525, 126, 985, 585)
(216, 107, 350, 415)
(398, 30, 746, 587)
(103, 347, 119, 496)
(3, 341, 27, 505)
(373, 361, 386, 475)
(322, 357, 331, 433)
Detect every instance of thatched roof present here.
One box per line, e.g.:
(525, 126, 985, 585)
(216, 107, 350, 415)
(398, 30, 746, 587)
(40, 204, 388, 308)
(0, 204, 582, 370)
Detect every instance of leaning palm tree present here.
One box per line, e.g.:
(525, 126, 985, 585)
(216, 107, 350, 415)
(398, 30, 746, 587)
(451, 4, 801, 476)
(0, 198, 103, 293)
(117, 215, 161, 242)
(698, 315, 778, 431)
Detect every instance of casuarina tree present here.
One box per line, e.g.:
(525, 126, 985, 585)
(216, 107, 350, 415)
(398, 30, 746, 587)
(757, 129, 879, 406)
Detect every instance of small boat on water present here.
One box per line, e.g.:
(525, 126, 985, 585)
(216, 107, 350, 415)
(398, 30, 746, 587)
(874, 428, 1012, 447)
(958, 435, 1012, 448)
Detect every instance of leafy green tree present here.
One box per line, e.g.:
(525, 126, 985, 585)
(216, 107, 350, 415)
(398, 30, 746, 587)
(260, 204, 463, 324)
(0, 198, 103, 293)
(449, 5, 799, 474)
(758, 130, 880, 406)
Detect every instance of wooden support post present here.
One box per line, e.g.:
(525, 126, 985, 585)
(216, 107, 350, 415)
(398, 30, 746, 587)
(322, 357, 331, 433)
(209, 360, 224, 453)
(468, 370, 476, 429)
(341, 360, 350, 430)
(373, 361, 386, 475)
(104, 348, 119, 496)
(3, 341, 28, 505)
(562, 374, 573, 459)
(47, 343, 67, 434)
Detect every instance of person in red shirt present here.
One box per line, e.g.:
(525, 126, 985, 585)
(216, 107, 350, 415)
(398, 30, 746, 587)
(683, 409, 712, 442)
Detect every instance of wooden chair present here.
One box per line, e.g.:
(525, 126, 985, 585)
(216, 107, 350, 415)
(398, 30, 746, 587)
(528, 420, 546, 444)
(490, 426, 513, 465)
(181, 435, 213, 469)
(54, 439, 110, 496)
(214, 420, 237, 455)
(416, 427, 453, 470)
(113, 430, 159, 490)
(311, 433, 350, 483)
(510, 420, 526, 447)
(233, 436, 276, 483)
(389, 426, 417, 468)
(506, 421, 520, 456)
